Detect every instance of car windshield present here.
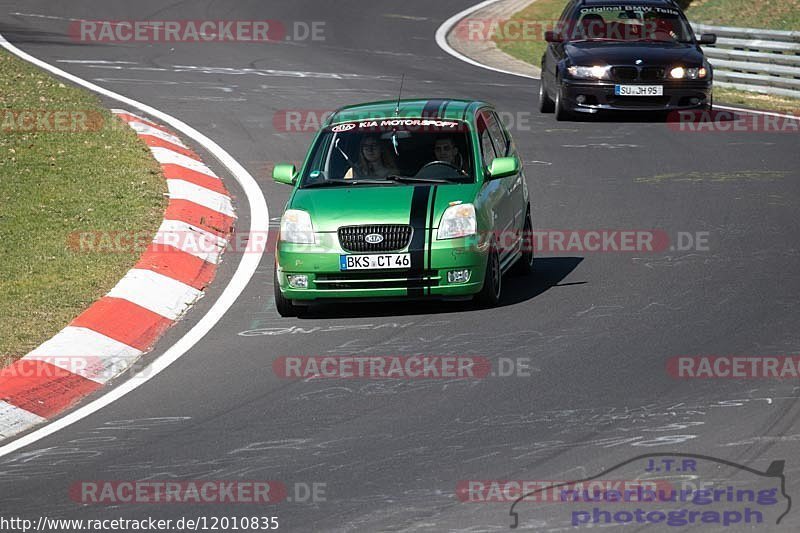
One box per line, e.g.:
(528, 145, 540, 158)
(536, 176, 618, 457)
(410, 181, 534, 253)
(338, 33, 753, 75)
(299, 118, 474, 188)
(564, 4, 695, 43)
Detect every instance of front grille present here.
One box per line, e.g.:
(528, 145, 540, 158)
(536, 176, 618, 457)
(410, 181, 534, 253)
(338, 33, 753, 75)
(338, 225, 412, 252)
(315, 270, 439, 290)
(611, 66, 665, 82)
(640, 67, 665, 81)
(612, 67, 638, 81)
(608, 96, 671, 107)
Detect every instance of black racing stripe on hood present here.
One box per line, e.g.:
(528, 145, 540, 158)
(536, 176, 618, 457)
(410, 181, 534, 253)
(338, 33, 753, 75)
(426, 186, 438, 295)
(422, 99, 446, 119)
(408, 185, 431, 297)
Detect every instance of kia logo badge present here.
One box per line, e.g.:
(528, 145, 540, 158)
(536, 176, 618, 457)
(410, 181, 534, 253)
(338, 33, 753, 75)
(331, 123, 356, 132)
(365, 233, 384, 244)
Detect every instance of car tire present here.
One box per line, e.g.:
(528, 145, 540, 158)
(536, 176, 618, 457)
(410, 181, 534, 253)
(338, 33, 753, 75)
(539, 78, 554, 113)
(554, 87, 571, 121)
(273, 266, 298, 317)
(706, 93, 713, 111)
(512, 209, 534, 276)
(475, 245, 502, 307)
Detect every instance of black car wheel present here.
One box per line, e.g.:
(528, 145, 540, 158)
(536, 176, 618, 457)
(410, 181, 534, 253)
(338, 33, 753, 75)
(512, 209, 534, 276)
(475, 245, 502, 307)
(538, 77, 554, 113)
(554, 86, 571, 121)
(273, 266, 298, 317)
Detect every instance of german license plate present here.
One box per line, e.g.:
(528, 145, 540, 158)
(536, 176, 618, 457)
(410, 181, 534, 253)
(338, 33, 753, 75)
(615, 85, 663, 96)
(339, 253, 411, 271)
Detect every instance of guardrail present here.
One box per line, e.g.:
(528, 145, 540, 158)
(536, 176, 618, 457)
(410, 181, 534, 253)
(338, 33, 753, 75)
(691, 23, 800, 99)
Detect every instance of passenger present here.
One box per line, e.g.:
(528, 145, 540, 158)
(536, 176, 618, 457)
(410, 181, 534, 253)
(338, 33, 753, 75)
(346, 135, 398, 179)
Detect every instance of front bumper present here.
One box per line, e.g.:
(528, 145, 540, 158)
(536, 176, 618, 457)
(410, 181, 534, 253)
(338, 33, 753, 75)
(560, 79, 712, 112)
(276, 233, 488, 302)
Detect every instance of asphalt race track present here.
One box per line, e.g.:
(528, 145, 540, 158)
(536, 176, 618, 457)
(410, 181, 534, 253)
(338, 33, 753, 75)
(1, 1, 799, 531)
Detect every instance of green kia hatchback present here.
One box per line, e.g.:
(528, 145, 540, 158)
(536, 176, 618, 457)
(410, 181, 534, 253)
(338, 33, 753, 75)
(272, 99, 532, 316)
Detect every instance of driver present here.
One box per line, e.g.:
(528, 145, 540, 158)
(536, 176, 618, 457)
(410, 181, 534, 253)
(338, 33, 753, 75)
(643, 11, 677, 40)
(580, 13, 606, 39)
(433, 137, 467, 174)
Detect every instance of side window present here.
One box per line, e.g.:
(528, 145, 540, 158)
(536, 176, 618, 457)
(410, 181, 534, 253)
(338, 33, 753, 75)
(558, 1, 578, 36)
(558, 0, 575, 22)
(496, 110, 516, 156)
(477, 113, 497, 168)
(486, 111, 509, 157)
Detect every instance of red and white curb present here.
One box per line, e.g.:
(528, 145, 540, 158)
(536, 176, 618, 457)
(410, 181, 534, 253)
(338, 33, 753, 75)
(0, 110, 236, 441)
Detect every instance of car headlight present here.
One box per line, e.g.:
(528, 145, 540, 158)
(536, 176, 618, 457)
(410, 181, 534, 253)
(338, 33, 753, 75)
(670, 66, 708, 79)
(437, 203, 477, 240)
(567, 65, 611, 79)
(280, 209, 315, 244)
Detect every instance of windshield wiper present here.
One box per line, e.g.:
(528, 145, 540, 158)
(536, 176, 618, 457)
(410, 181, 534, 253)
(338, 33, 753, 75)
(385, 175, 452, 184)
(334, 137, 355, 167)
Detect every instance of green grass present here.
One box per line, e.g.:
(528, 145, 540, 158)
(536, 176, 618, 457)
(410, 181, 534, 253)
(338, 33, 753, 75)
(493, 0, 800, 114)
(0, 50, 166, 361)
(685, 0, 800, 31)
(714, 87, 800, 114)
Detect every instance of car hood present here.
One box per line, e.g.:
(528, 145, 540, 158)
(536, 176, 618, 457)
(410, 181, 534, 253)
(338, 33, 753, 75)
(564, 41, 704, 66)
(290, 183, 479, 232)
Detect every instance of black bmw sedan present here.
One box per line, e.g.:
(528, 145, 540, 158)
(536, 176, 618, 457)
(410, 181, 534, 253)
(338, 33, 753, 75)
(539, 0, 717, 120)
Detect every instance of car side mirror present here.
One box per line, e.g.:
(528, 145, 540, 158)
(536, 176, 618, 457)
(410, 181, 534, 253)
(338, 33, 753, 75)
(766, 460, 785, 477)
(699, 33, 717, 45)
(273, 163, 297, 185)
(544, 30, 563, 43)
(487, 157, 519, 180)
